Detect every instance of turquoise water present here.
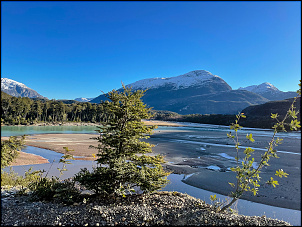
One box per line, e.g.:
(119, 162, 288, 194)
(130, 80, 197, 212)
(1, 125, 99, 137)
(2, 124, 300, 139)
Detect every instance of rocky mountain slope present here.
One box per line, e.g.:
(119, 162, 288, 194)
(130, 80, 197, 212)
(90, 70, 270, 115)
(1, 78, 46, 99)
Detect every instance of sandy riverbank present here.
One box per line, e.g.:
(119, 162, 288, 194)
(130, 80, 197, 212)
(2, 120, 300, 211)
(9, 151, 49, 166)
(2, 120, 182, 162)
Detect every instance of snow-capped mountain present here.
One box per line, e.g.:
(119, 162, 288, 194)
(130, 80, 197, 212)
(90, 70, 269, 115)
(74, 97, 94, 102)
(1, 78, 45, 99)
(127, 70, 225, 90)
(238, 82, 296, 101)
(238, 82, 279, 94)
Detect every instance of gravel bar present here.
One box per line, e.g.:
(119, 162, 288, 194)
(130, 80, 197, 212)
(1, 186, 291, 226)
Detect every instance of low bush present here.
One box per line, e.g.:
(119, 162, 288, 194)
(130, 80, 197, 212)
(28, 177, 81, 204)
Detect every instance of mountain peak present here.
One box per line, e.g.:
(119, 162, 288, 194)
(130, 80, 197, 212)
(238, 82, 280, 94)
(1, 77, 45, 99)
(74, 97, 94, 102)
(1, 78, 28, 90)
(126, 70, 223, 90)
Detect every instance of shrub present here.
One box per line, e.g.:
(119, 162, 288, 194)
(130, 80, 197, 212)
(28, 177, 81, 204)
(75, 84, 170, 197)
(1, 135, 25, 169)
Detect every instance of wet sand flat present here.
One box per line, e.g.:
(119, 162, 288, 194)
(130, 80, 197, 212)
(23, 133, 100, 160)
(147, 128, 301, 211)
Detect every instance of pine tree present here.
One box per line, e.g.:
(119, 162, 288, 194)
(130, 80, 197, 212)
(75, 84, 170, 196)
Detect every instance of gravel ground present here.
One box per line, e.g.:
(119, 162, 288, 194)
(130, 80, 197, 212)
(1, 186, 291, 226)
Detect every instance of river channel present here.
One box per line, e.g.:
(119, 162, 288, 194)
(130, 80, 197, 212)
(1, 124, 301, 225)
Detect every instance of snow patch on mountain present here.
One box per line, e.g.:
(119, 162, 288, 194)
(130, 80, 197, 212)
(126, 70, 223, 90)
(1, 78, 29, 90)
(75, 97, 94, 102)
(238, 82, 280, 94)
(1, 77, 45, 99)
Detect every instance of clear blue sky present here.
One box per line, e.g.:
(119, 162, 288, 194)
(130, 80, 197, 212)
(1, 1, 301, 100)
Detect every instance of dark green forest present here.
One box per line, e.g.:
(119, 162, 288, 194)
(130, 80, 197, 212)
(2, 91, 300, 130)
(1, 91, 237, 127)
(1, 92, 109, 125)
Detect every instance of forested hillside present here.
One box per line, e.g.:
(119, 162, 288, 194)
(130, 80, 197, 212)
(1, 91, 108, 125)
(151, 97, 301, 130)
(239, 97, 301, 129)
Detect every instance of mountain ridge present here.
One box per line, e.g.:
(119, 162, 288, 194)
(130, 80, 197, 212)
(2, 71, 297, 115)
(1, 78, 46, 99)
(126, 70, 228, 90)
(90, 70, 295, 114)
(238, 82, 296, 101)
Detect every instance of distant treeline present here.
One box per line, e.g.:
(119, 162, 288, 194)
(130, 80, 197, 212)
(151, 110, 237, 126)
(151, 111, 269, 129)
(2, 91, 299, 130)
(1, 92, 109, 125)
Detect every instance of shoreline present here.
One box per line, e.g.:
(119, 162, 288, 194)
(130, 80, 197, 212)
(1, 120, 185, 127)
(2, 119, 301, 132)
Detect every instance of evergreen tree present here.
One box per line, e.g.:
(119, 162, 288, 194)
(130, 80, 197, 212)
(75, 84, 170, 196)
(1, 136, 25, 169)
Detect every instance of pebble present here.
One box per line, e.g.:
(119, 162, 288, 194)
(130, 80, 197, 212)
(1, 187, 292, 226)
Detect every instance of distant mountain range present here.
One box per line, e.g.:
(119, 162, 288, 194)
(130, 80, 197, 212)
(2, 71, 298, 115)
(90, 70, 297, 115)
(238, 82, 297, 101)
(1, 78, 46, 99)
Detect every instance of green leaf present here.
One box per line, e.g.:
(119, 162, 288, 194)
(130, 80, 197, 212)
(297, 80, 301, 95)
(275, 169, 289, 178)
(246, 134, 255, 142)
(288, 110, 298, 119)
(210, 194, 217, 201)
(229, 182, 235, 188)
(275, 138, 283, 145)
(244, 147, 255, 155)
(240, 113, 246, 118)
(289, 119, 301, 131)
(227, 133, 234, 139)
(266, 177, 279, 187)
(271, 113, 279, 119)
(251, 188, 258, 196)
